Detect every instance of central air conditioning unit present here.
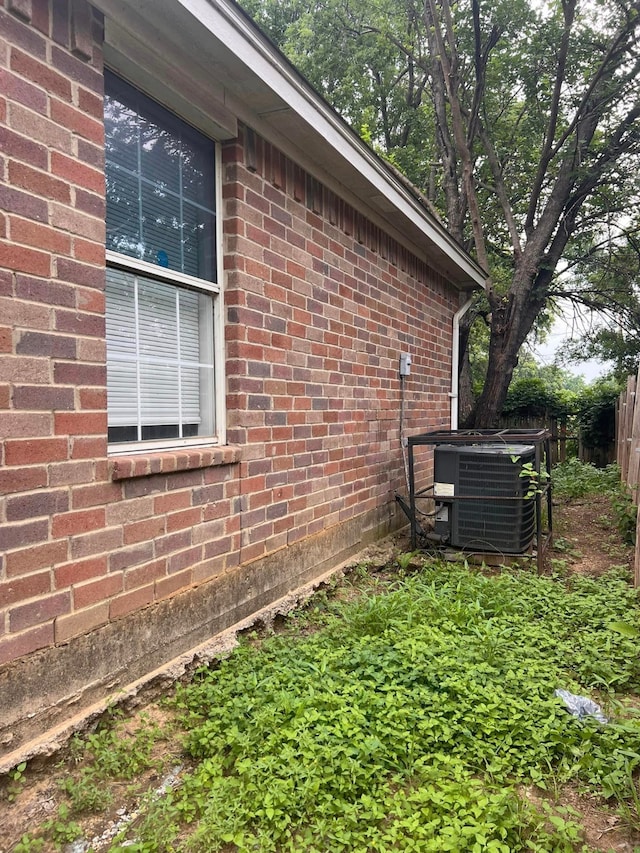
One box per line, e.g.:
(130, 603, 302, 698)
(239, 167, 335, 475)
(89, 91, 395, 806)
(433, 443, 536, 553)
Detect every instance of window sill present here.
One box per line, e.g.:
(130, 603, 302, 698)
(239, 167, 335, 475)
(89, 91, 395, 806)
(109, 445, 242, 480)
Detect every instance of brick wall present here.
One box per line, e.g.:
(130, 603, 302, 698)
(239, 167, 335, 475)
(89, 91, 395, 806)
(0, 0, 458, 741)
(223, 129, 456, 564)
(0, 0, 110, 664)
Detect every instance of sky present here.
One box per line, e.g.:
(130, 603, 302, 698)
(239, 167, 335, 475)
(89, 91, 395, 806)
(528, 306, 608, 383)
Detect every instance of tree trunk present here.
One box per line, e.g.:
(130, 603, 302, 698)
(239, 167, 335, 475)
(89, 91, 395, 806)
(470, 267, 545, 427)
(458, 344, 475, 426)
(471, 326, 520, 427)
(456, 307, 476, 426)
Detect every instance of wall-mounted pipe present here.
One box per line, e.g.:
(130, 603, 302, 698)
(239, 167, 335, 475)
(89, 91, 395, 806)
(450, 294, 475, 430)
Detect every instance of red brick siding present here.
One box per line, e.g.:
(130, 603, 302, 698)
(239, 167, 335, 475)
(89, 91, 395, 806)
(223, 129, 455, 560)
(0, 0, 457, 669)
(0, 0, 107, 662)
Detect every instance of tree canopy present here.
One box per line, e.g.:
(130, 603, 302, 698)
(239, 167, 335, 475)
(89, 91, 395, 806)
(559, 231, 640, 381)
(243, 0, 640, 424)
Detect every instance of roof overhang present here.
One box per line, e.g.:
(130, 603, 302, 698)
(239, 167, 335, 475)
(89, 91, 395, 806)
(93, 0, 487, 291)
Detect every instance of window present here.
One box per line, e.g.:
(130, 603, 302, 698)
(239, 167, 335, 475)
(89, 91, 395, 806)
(104, 71, 223, 450)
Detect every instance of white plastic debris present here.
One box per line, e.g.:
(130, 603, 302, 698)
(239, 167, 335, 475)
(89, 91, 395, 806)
(554, 689, 608, 723)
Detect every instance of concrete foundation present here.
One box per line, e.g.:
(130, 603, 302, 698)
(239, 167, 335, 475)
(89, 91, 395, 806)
(0, 504, 399, 772)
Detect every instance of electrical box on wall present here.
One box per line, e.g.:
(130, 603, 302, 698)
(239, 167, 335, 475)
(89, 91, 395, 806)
(399, 353, 412, 376)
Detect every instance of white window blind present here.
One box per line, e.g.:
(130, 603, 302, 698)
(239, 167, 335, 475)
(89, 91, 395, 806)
(104, 71, 220, 447)
(106, 267, 215, 440)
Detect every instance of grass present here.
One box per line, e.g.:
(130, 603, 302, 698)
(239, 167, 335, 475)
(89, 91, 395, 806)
(11, 461, 640, 853)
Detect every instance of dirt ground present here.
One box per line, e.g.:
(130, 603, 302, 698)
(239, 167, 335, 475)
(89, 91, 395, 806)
(0, 494, 638, 853)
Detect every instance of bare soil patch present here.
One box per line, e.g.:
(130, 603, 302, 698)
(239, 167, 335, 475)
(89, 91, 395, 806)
(0, 496, 638, 853)
(522, 783, 640, 852)
(551, 493, 634, 577)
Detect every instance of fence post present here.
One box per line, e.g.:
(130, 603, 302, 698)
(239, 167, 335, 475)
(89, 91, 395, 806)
(616, 371, 640, 587)
(633, 512, 640, 587)
(626, 365, 640, 503)
(617, 390, 624, 469)
(559, 418, 567, 463)
(621, 376, 636, 486)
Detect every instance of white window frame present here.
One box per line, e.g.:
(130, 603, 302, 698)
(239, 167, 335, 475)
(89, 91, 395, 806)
(105, 89, 226, 456)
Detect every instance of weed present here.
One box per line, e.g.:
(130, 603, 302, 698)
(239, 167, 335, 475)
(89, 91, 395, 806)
(395, 550, 417, 572)
(42, 804, 82, 845)
(513, 457, 550, 499)
(12, 835, 45, 853)
(610, 763, 640, 834)
(553, 459, 637, 544)
(350, 561, 374, 579)
(60, 772, 113, 812)
(107, 562, 640, 852)
(14, 466, 639, 852)
(82, 712, 168, 781)
(552, 536, 581, 558)
(610, 487, 637, 545)
(13, 806, 84, 853)
(550, 557, 571, 575)
(553, 459, 621, 500)
(5, 760, 27, 802)
(16, 708, 178, 853)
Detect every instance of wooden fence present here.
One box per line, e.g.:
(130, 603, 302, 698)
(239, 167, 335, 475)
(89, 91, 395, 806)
(616, 369, 640, 586)
(497, 415, 572, 464)
(498, 414, 614, 466)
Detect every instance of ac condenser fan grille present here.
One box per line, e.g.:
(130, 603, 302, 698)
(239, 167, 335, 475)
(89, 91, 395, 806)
(457, 499, 535, 551)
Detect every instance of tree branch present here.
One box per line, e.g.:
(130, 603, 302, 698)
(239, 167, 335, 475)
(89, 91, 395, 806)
(425, 0, 490, 273)
(478, 122, 523, 258)
(525, 0, 577, 235)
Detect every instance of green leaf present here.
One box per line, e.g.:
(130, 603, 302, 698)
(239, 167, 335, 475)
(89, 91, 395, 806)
(608, 621, 640, 638)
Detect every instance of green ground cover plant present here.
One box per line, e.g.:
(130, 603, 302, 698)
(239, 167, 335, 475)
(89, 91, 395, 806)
(552, 460, 622, 501)
(103, 560, 640, 853)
